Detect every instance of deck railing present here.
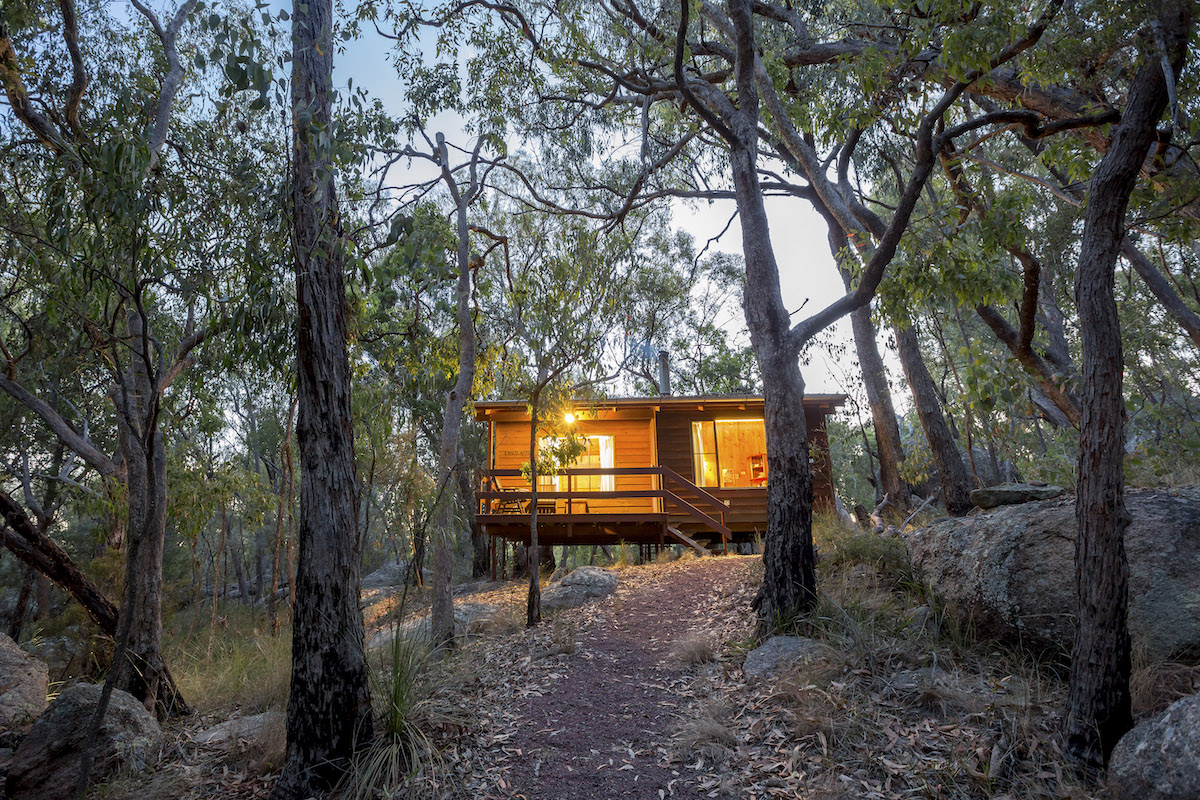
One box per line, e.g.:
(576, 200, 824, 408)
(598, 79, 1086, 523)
(477, 467, 732, 538)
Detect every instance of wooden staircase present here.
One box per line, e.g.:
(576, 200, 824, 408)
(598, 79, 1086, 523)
(659, 467, 731, 553)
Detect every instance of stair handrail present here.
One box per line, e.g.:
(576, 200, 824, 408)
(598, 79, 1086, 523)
(657, 466, 729, 514)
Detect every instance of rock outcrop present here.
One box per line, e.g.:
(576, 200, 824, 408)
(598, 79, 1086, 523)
(194, 711, 285, 749)
(0, 634, 47, 732)
(969, 482, 1065, 509)
(369, 601, 500, 648)
(5, 683, 161, 799)
(1109, 692, 1200, 800)
(541, 566, 618, 612)
(904, 488, 1200, 659)
(194, 710, 286, 770)
(362, 559, 420, 589)
(743, 636, 826, 677)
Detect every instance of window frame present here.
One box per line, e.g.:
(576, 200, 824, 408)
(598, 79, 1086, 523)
(690, 418, 768, 489)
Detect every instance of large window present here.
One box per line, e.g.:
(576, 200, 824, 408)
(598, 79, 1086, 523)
(691, 420, 767, 488)
(538, 435, 615, 491)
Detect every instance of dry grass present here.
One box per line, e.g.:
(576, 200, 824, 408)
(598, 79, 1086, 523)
(613, 541, 637, 568)
(670, 635, 717, 666)
(1131, 657, 1200, 716)
(673, 697, 738, 763)
(166, 607, 292, 714)
(123, 542, 1147, 800)
(663, 517, 1105, 800)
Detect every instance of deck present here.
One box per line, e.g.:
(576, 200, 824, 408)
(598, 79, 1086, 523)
(477, 467, 742, 576)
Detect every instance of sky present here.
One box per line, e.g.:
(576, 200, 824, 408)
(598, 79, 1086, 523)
(330, 8, 860, 398)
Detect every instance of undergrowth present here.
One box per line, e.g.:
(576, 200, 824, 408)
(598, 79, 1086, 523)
(344, 629, 443, 800)
(166, 605, 291, 713)
(687, 514, 1103, 799)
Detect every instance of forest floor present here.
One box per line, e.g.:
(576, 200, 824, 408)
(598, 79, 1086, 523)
(92, 530, 1192, 799)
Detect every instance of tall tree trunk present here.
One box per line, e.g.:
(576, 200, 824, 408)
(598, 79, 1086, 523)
(752, 342, 817, 625)
(730, 104, 817, 623)
(815, 196, 909, 507)
(714, 0, 818, 626)
(893, 319, 972, 515)
(111, 311, 188, 717)
(1064, 4, 1190, 769)
(274, 0, 373, 792)
(231, 516, 250, 605)
(430, 136, 480, 650)
(849, 301, 908, 505)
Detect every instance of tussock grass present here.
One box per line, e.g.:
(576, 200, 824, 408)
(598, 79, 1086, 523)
(344, 626, 457, 800)
(673, 698, 737, 763)
(814, 513, 913, 587)
(166, 606, 291, 714)
(613, 540, 637, 568)
(1131, 657, 1200, 716)
(654, 547, 679, 564)
(670, 635, 717, 666)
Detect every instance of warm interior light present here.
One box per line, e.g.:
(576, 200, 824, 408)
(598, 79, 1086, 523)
(564, 412, 576, 424)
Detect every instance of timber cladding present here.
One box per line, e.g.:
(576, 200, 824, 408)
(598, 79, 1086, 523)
(478, 395, 843, 536)
(653, 401, 837, 532)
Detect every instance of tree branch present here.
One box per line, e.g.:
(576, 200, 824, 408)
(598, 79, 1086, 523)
(129, 0, 200, 172)
(0, 374, 119, 475)
(59, 0, 88, 133)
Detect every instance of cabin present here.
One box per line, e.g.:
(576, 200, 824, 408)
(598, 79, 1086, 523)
(475, 394, 845, 576)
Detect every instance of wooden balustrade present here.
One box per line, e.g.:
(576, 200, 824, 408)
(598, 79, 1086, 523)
(477, 467, 732, 539)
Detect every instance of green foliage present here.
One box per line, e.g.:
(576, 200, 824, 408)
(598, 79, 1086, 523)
(344, 630, 448, 799)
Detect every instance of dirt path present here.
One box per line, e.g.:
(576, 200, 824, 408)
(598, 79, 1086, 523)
(500, 557, 751, 800)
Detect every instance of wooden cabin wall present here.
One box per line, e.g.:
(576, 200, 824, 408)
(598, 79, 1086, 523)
(655, 405, 837, 534)
(489, 410, 656, 512)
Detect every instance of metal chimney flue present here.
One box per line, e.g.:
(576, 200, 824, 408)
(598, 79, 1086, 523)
(657, 349, 671, 396)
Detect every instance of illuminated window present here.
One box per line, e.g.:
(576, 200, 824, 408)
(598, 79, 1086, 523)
(691, 420, 767, 488)
(538, 435, 614, 491)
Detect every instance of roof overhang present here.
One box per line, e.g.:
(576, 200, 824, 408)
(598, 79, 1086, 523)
(474, 394, 847, 420)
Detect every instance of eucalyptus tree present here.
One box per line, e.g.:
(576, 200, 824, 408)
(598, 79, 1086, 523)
(0, 0, 258, 716)
(273, 0, 374, 793)
(384, 0, 1090, 626)
(1058, 4, 1193, 769)
(379, 131, 494, 650)
(829, 0, 1195, 765)
(475, 196, 645, 624)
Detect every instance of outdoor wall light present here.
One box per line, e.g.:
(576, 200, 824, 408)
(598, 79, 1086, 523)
(564, 412, 576, 424)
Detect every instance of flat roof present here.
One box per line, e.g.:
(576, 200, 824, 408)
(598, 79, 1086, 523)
(474, 394, 846, 419)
